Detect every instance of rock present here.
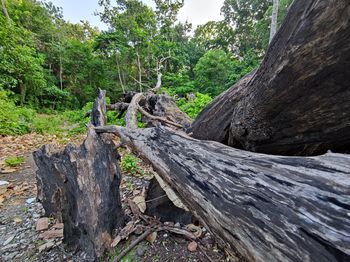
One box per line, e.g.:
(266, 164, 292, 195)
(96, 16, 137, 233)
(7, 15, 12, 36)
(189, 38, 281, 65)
(26, 198, 36, 204)
(39, 229, 63, 239)
(36, 217, 49, 231)
(13, 217, 22, 224)
(136, 246, 147, 257)
(52, 223, 64, 229)
(3, 235, 15, 246)
(0, 180, 9, 186)
(38, 240, 55, 253)
(146, 232, 157, 244)
(187, 241, 198, 252)
(174, 222, 180, 228)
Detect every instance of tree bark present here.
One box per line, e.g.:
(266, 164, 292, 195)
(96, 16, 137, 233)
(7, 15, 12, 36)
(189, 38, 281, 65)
(91, 89, 107, 127)
(33, 128, 125, 260)
(96, 125, 350, 262)
(189, 0, 350, 156)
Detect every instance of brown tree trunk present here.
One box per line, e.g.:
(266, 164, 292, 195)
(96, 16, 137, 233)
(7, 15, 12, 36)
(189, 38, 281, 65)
(96, 125, 350, 262)
(189, 0, 350, 156)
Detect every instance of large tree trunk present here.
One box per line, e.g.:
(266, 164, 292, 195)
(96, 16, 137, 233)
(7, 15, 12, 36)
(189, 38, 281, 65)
(34, 89, 125, 260)
(96, 125, 350, 262)
(189, 0, 350, 156)
(34, 128, 124, 260)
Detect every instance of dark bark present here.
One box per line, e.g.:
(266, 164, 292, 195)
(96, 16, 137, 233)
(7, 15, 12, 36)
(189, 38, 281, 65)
(189, 0, 350, 156)
(91, 89, 107, 127)
(33, 128, 124, 260)
(96, 125, 350, 262)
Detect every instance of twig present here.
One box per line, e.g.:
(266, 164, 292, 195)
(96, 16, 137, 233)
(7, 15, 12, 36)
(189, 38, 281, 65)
(157, 226, 196, 240)
(112, 228, 154, 262)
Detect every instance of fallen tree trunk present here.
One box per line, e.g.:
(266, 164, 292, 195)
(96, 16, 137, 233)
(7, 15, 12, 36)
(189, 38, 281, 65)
(189, 0, 350, 156)
(96, 125, 350, 262)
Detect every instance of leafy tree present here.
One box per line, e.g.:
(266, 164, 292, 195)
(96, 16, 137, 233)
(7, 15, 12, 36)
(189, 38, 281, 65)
(194, 49, 235, 96)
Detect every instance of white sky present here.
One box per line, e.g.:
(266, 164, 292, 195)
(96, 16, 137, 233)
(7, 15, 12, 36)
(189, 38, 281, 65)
(49, 0, 225, 31)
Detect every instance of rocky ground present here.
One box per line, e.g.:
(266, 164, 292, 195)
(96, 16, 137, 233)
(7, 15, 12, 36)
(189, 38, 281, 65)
(0, 133, 225, 262)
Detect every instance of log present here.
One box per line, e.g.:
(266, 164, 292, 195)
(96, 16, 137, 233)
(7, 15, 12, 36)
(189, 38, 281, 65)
(96, 125, 350, 262)
(33, 128, 125, 260)
(189, 0, 350, 156)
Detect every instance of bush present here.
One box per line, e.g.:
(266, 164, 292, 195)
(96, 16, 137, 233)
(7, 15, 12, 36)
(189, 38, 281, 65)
(177, 92, 212, 119)
(0, 91, 35, 135)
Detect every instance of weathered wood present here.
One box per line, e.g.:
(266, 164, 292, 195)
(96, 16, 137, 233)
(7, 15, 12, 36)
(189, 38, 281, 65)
(96, 125, 350, 262)
(189, 0, 350, 156)
(33, 128, 125, 260)
(147, 93, 192, 128)
(145, 177, 192, 224)
(91, 89, 107, 127)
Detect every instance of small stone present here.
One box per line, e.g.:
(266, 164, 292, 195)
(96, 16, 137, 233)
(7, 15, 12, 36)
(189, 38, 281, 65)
(163, 233, 168, 238)
(39, 229, 63, 239)
(174, 222, 181, 228)
(3, 235, 15, 246)
(36, 217, 49, 231)
(13, 217, 22, 224)
(187, 241, 198, 252)
(52, 223, 64, 229)
(26, 197, 36, 204)
(136, 246, 147, 257)
(0, 180, 9, 186)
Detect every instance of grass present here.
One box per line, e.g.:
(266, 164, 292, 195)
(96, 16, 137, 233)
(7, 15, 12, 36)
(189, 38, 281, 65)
(5, 156, 25, 167)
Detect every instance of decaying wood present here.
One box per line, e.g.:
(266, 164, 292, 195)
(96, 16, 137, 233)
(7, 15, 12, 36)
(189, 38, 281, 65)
(109, 90, 191, 129)
(91, 89, 107, 127)
(189, 0, 350, 156)
(146, 176, 192, 224)
(34, 128, 124, 259)
(96, 125, 350, 262)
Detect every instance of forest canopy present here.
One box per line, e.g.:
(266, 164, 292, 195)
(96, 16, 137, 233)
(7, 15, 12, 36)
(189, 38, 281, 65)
(0, 0, 292, 135)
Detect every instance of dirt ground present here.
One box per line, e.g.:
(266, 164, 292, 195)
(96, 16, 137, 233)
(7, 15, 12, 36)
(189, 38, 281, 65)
(0, 134, 226, 262)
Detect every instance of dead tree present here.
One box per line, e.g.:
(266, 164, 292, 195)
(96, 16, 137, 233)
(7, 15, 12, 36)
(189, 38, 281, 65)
(34, 0, 350, 261)
(34, 90, 125, 260)
(189, 0, 350, 156)
(96, 125, 350, 262)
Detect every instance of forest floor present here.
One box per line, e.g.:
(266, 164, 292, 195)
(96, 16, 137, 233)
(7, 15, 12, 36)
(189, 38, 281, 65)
(0, 133, 225, 262)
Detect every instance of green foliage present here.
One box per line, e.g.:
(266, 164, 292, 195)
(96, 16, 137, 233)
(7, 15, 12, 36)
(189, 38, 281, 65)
(177, 92, 212, 119)
(194, 49, 235, 96)
(5, 156, 25, 167)
(121, 154, 140, 175)
(0, 91, 35, 135)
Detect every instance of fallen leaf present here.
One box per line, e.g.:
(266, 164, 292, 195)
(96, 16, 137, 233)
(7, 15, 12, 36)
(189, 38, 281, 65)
(188, 241, 198, 252)
(146, 232, 157, 244)
(133, 196, 146, 213)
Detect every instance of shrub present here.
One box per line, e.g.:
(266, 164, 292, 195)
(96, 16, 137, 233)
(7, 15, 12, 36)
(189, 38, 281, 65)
(177, 92, 212, 119)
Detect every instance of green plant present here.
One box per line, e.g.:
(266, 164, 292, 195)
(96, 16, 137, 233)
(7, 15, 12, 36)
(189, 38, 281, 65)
(121, 154, 140, 175)
(177, 92, 212, 119)
(5, 156, 25, 167)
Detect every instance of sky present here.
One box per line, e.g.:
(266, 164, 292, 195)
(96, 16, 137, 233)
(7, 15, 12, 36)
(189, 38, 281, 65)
(49, 0, 225, 31)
